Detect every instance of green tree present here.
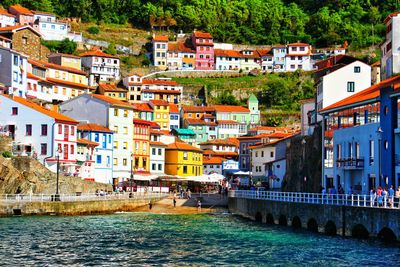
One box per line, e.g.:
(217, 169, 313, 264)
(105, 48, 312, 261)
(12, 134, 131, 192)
(104, 42, 117, 55)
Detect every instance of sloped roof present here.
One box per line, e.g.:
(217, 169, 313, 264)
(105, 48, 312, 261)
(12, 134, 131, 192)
(98, 83, 127, 93)
(193, 31, 212, 39)
(257, 49, 273, 57)
(214, 49, 260, 59)
(150, 141, 167, 146)
(142, 79, 179, 86)
(384, 12, 400, 24)
(166, 141, 203, 152)
(168, 41, 195, 53)
(78, 123, 113, 133)
(153, 35, 168, 42)
(0, 8, 15, 17)
(169, 104, 179, 113)
(46, 78, 90, 90)
(320, 75, 400, 113)
(9, 4, 33, 15)
(181, 105, 215, 112)
(28, 59, 86, 75)
(203, 156, 226, 165)
(0, 25, 41, 36)
(77, 138, 99, 146)
(288, 42, 310, 47)
(199, 139, 239, 147)
(185, 118, 217, 126)
(314, 55, 359, 70)
(90, 94, 133, 109)
(133, 118, 153, 125)
(132, 102, 153, 112)
(212, 105, 250, 113)
(80, 50, 118, 59)
(5, 96, 78, 124)
(149, 99, 169, 106)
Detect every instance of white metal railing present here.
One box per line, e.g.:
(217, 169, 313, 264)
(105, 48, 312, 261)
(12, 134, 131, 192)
(229, 190, 397, 209)
(0, 192, 168, 203)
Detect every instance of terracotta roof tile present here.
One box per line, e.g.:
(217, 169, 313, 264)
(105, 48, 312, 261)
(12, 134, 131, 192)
(212, 105, 250, 113)
(5, 96, 78, 124)
(142, 79, 179, 86)
(77, 138, 99, 146)
(257, 49, 273, 57)
(9, 4, 33, 15)
(133, 118, 153, 125)
(77, 123, 113, 133)
(0, 8, 15, 17)
(193, 31, 212, 39)
(90, 94, 133, 108)
(217, 120, 240, 124)
(166, 141, 203, 152)
(132, 103, 153, 112)
(0, 25, 41, 36)
(153, 35, 168, 42)
(288, 42, 310, 47)
(141, 89, 181, 95)
(181, 105, 215, 112)
(28, 59, 86, 75)
(150, 141, 167, 146)
(98, 83, 127, 93)
(169, 104, 179, 113)
(46, 77, 90, 90)
(80, 50, 118, 59)
(168, 41, 195, 53)
(185, 118, 216, 126)
(384, 12, 400, 24)
(149, 99, 169, 106)
(199, 139, 239, 147)
(203, 156, 226, 164)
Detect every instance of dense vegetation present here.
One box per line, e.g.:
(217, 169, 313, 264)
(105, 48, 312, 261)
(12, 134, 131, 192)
(174, 71, 314, 111)
(2, 0, 399, 48)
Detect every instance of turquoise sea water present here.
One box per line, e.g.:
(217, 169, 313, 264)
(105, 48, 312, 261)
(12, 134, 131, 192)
(0, 212, 398, 266)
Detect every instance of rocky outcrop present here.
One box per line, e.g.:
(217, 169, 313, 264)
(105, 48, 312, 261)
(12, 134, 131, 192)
(0, 156, 112, 194)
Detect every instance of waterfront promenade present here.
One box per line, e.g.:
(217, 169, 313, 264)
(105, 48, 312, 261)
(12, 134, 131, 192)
(229, 190, 400, 241)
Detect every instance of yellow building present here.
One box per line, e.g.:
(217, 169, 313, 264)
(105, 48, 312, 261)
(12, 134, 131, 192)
(149, 100, 170, 130)
(132, 119, 152, 173)
(96, 83, 128, 101)
(165, 141, 203, 177)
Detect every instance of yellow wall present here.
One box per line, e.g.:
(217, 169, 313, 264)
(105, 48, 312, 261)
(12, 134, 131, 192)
(105, 92, 127, 101)
(133, 125, 150, 172)
(165, 150, 203, 177)
(153, 105, 170, 130)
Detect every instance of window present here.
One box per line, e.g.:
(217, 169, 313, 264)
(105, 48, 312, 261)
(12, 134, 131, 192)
(113, 158, 117, 166)
(58, 124, 62, 134)
(354, 66, 361, 73)
(183, 166, 188, 174)
(41, 124, 47, 136)
(152, 163, 156, 170)
(13, 71, 18, 82)
(124, 110, 128, 117)
(114, 108, 119, 116)
(114, 126, 118, 133)
(183, 152, 188, 160)
(152, 148, 156, 155)
(123, 142, 128, 149)
(300, 47, 305, 51)
(270, 151, 274, 157)
(40, 143, 47, 155)
(13, 55, 18, 66)
(51, 25, 55, 29)
(347, 82, 355, 92)
(123, 158, 127, 166)
(12, 107, 18, 115)
(26, 124, 32, 136)
(124, 126, 128, 134)
(71, 126, 75, 136)
(158, 164, 162, 170)
(95, 133, 99, 142)
(158, 148, 162, 156)
(369, 140, 374, 165)
(70, 145, 74, 155)
(114, 141, 118, 149)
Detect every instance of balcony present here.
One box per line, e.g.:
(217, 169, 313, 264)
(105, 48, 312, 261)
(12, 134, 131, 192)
(336, 157, 364, 169)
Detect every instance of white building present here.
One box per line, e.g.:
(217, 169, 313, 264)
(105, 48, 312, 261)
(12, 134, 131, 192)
(60, 94, 135, 183)
(381, 12, 400, 80)
(285, 43, 312, 71)
(0, 95, 78, 174)
(316, 60, 371, 117)
(123, 72, 143, 102)
(149, 130, 166, 175)
(141, 79, 183, 105)
(217, 120, 241, 139)
(33, 11, 69, 41)
(258, 49, 274, 72)
(76, 138, 98, 181)
(80, 50, 120, 86)
(169, 104, 180, 130)
(203, 156, 225, 175)
(0, 8, 16, 28)
(153, 35, 168, 70)
(0, 46, 27, 97)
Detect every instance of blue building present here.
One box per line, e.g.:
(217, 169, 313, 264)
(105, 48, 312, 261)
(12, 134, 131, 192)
(320, 75, 400, 194)
(78, 123, 114, 184)
(272, 46, 286, 72)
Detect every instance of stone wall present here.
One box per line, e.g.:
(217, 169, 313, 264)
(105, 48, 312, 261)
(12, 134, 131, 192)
(229, 197, 400, 240)
(149, 70, 244, 79)
(0, 156, 112, 194)
(12, 29, 49, 61)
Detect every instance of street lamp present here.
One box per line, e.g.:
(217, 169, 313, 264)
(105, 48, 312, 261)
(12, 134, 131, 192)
(130, 153, 134, 193)
(377, 127, 383, 187)
(301, 138, 306, 192)
(54, 147, 62, 201)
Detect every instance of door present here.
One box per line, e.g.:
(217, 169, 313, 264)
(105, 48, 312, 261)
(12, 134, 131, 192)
(8, 125, 15, 140)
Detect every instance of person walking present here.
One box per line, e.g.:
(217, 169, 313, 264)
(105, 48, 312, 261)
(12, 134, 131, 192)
(370, 188, 376, 207)
(187, 189, 191, 199)
(389, 185, 395, 208)
(197, 199, 202, 212)
(173, 191, 177, 208)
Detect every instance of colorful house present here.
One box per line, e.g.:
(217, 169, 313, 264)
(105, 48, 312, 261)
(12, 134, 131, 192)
(285, 43, 313, 72)
(0, 95, 78, 174)
(60, 94, 135, 183)
(48, 53, 82, 70)
(149, 100, 170, 130)
(132, 102, 153, 121)
(203, 156, 226, 175)
(80, 50, 120, 86)
(0, 46, 27, 97)
(76, 138, 98, 181)
(141, 79, 182, 104)
(123, 72, 143, 102)
(169, 103, 180, 130)
(0, 8, 16, 28)
(133, 119, 152, 173)
(165, 141, 203, 177)
(258, 49, 274, 72)
(192, 31, 214, 70)
(153, 35, 168, 70)
(78, 123, 114, 184)
(171, 128, 196, 146)
(150, 130, 166, 175)
(96, 83, 128, 101)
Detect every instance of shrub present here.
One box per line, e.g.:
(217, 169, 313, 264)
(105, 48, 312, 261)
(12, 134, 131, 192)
(87, 26, 100, 34)
(2, 151, 12, 158)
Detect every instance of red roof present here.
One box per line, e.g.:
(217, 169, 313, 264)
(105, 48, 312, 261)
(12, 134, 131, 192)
(9, 4, 33, 15)
(168, 41, 195, 53)
(142, 79, 179, 86)
(203, 156, 226, 165)
(0, 25, 41, 36)
(212, 105, 250, 113)
(132, 103, 153, 112)
(78, 123, 113, 133)
(90, 94, 133, 108)
(248, 126, 295, 133)
(185, 118, 217, 126)
(6, 96, 78, 124)
(288, 42, 310, 47)
(320, 75, 400, 113)
(199, 139, 239, 147)
(46, 78, 90, 90)
(133, 118, 153, 125)
(182, 105, 215, 112)
(49, 53, 81, 59)
(80, 50, 118, 59)
(257, 49, 273, 57)
(27, 72, 55, 84)
(28, 59, 86, 75)
(193, 31, 212, 39)
(150, 141, 167, 146)
(98, 83, 127, 92)
(141, 89, 181, 95)
(77, 138, 99, 146)
(166, 141, 203, 152)
(149, 99, 169, 106)
(0, 8, 14, 17)
(153, 35, 168, 42)
(384, 12, 400, 24)
(169, 104, 179, 113)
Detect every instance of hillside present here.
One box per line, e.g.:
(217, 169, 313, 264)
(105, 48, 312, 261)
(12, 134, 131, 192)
(3, 0, 398, 49)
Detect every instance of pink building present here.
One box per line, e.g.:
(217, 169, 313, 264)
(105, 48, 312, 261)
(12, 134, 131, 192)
(8, 4, 34, 25)
(191, 31, 214, 70)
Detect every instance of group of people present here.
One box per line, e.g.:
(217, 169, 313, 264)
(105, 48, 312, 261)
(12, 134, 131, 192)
(177, 185, 192, 199)
(370, 186, 400, 208)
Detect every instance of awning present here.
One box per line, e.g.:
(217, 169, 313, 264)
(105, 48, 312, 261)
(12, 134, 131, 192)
(233, 171, 251, 176)
(133, 174, 158, 181)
